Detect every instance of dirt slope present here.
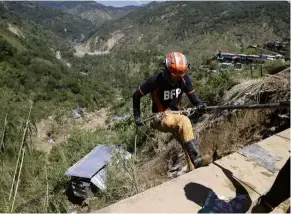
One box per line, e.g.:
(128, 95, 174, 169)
(196, 69, 290, 159)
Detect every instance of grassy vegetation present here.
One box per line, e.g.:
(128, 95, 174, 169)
(0, 108, 150, 212)
(0, 1, 289, 213)
(193, 71, 238, 106)
(225, 60, 291, 80)
(3, 1, 96, 42)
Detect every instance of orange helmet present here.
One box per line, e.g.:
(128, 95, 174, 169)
(165, 52, 188, 78)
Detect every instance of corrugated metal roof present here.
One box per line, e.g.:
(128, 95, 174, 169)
(90, 151, 132, 190)
(65, 145, 118, 178)
(91, 168, 107, 190)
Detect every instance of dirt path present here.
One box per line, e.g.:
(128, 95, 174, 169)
(74, 44, 110, 57)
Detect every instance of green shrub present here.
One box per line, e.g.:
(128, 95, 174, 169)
(196, 71, 237, 105)
(0, 37, 17, 60)
(263, 60, 289, 75)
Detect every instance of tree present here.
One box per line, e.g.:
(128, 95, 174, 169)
(0, 38, 17, 60)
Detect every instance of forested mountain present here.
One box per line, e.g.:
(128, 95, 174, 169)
(3, 1, 97, 41)
(42, 1, 137, 26)
(84, 1, 290, 66)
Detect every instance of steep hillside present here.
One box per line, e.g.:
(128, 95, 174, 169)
(3, 1, 96, 42)
(42, 1, 138, 26)
(0, 3, 111, 128)
(0, 1, 290, 213)
(0, 4, 121, 212)
(0, 3, 66, 50)
(84, 1, 290, 66)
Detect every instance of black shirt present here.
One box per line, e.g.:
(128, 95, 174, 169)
(133, 70, 202, 117)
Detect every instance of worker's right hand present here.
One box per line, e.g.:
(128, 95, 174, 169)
(134, 116, 145, 126)
(196, 103, 207, 113)
(185, 108, 194, 117)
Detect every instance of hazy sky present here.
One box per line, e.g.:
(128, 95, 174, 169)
(96, 1, 150, 7)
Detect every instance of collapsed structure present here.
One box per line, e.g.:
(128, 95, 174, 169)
(65, 145, 131, 199)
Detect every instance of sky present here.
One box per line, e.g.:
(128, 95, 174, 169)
(96, 1, 151, 7)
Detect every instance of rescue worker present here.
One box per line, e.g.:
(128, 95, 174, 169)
(132, 52, 210, 171)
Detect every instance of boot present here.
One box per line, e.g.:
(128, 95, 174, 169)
(184, 140, 211, 169)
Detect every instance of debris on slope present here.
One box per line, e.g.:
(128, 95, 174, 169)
(138, 139, 180, 187)
(196, 69, 290, 160)
(74, 31, 124, 57)
(7, 23, 25, 38)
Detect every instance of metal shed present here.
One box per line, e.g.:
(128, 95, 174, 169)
(65, 144, 131, 198)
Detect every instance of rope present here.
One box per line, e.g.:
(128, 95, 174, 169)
(142, 102, 289, 123)
(143, 115, 156, 122)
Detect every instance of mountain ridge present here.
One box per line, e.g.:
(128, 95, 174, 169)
(42, 1, 139, 25)
(3, 1, 97, 42)
(82, 1, 290, 66)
